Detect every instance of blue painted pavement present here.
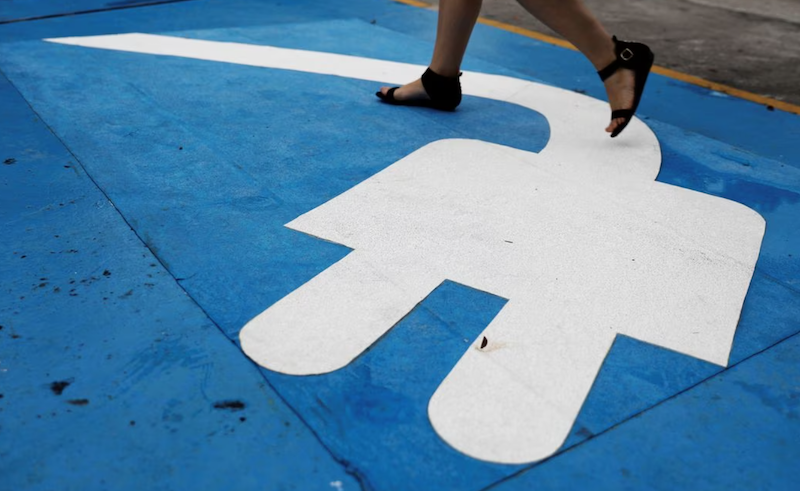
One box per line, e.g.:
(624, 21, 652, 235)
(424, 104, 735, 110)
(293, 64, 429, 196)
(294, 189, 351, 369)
(0, 0, 187, 23)
(491, 331, 800, 491)
(0, 69, 359, 490)
(1, 0, 798, 490)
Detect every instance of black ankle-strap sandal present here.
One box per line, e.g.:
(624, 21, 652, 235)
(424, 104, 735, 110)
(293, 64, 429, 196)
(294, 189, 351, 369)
(376, 67, 462, 111)
(597, 36, 654, 138)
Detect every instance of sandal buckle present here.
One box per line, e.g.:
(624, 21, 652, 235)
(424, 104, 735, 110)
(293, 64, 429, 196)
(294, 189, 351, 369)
(620, 48, 634, 61)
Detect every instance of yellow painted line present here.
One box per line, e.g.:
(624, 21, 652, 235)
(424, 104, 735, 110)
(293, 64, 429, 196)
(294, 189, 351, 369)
(393, 0, 434, 7)
(475, 16, 576, 51)
(649, 65, 800, 115)
(392, 0, 800, 115)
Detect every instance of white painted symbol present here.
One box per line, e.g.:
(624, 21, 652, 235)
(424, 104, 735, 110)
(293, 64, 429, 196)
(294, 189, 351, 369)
(46, 33, 765, 464)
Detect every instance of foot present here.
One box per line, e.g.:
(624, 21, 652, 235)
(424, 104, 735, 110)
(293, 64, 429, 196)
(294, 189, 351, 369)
(378, 79, 430, 104)
(602, 67, 636, 135)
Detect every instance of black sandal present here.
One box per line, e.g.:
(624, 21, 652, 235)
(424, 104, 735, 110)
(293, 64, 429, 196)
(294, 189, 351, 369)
(376, 67, 462, 111)
(597, 36, 654, 138)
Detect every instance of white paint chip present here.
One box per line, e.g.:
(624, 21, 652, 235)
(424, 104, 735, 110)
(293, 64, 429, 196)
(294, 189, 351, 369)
(45, 33, 766, 464)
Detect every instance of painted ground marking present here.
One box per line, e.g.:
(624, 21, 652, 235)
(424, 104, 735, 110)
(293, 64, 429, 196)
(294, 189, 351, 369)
(45, 33, 765, 464)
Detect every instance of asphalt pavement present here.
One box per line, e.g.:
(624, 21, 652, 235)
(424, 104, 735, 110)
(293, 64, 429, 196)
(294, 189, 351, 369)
(424, 0, 800, 106)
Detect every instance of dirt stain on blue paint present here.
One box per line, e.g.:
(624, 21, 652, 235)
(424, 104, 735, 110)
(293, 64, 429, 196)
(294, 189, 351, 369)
(231, 195, 282, 211)
(734, 380, 800, 418)
(105, 0, 164, 6)
(213, 400, 246, 411)
(50, 380, 73, 395)
(573, 426, 594, 439)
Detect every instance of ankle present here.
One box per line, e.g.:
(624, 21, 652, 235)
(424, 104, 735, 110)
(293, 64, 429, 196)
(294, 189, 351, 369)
(588, 37, 617, 72)
(428, 62, 461, 78)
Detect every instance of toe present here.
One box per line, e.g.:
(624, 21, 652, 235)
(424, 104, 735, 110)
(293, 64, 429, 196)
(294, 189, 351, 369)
(603, 68, 636, 134)
(606, 117, 627, 134)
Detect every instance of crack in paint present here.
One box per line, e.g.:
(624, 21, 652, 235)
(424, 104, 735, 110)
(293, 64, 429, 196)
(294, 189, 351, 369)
(0, 0, 196, 25)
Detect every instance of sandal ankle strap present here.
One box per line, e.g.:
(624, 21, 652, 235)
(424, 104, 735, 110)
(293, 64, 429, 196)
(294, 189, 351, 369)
(597, 36, 651, 82)
(421, 67, 462, 110)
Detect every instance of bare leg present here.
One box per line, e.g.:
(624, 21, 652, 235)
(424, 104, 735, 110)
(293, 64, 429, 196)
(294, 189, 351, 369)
(514, 0, 634, 134)
(378, 0, 482, 102)
(429, 0, 483, 76)
(379, 0, 638, 135)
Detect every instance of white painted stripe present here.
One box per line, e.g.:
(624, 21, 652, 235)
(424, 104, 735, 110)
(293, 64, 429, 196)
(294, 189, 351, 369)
(45, 33, 661, 183)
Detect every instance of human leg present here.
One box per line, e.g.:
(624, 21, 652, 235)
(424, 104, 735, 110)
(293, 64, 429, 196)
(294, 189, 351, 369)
(515, 0, 651, 135)
(376, 0, 652, 136)
(377, 0, 482, 105)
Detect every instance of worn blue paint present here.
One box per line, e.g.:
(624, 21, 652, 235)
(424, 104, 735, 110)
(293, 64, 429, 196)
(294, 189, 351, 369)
(0, 70, 358, 491)
(266, 281, 516, 490)
(0, 1, 798, 490)
(491, 332, 800, 491)
(0, 0, 186, 23)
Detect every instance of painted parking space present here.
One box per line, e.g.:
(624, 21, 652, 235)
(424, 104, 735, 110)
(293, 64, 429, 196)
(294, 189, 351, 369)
(1, 0, 798, 489)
